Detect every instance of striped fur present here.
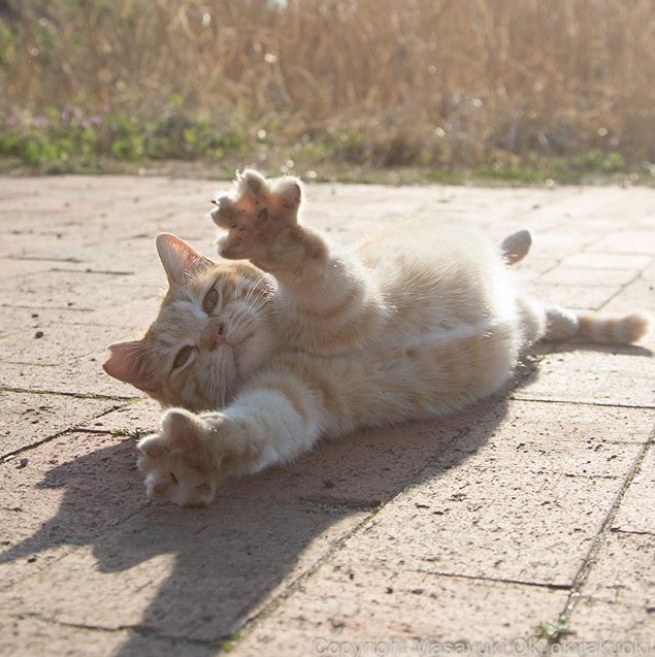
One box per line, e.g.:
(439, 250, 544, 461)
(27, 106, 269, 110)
(575, 311, 652, 345)
(103, 170, 652, 505)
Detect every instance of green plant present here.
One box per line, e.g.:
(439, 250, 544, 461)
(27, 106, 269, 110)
(535, 614, 575, 642)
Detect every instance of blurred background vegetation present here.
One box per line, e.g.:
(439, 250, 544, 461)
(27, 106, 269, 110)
(1, 0, 655, 183)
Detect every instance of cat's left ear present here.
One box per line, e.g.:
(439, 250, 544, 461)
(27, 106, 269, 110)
(156, 233, 212, 286)
(103, 340, 158, 393)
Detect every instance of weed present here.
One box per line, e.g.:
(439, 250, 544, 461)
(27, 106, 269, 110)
(111, 427, 149, 440)
(535, 614, 575, 642)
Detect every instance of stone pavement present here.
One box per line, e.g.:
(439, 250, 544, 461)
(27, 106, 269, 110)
(0, 176, 654, 656)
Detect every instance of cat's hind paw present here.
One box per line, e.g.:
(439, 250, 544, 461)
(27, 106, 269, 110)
(137, 409, 222, 506)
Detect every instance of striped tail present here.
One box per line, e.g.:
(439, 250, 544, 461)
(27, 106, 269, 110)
(575, 311, 653, 345)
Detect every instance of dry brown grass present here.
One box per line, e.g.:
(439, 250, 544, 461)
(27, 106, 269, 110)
(2, 0, 655, 167)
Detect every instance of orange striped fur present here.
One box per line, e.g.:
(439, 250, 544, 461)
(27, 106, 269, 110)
(103, 170, 652, 506)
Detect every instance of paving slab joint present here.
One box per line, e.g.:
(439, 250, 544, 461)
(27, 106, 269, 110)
(546, 423, 655, 649)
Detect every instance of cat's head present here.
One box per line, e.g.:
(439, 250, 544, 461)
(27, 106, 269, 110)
(103, 234, 276, 411)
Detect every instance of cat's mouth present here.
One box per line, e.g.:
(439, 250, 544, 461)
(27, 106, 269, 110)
(219, 331, 254, 349)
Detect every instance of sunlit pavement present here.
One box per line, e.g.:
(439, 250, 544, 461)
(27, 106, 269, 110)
(1, 177, 654, 656)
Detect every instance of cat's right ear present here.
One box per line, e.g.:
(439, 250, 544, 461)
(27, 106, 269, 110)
(156, 233, 212, 286)
(103, 340, 158, 393)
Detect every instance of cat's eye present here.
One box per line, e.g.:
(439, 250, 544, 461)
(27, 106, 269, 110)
(173, 345, 193, 370)
(202, 288, 219, 314)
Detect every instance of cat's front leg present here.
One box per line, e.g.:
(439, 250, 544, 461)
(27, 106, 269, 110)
(137, 408, 260, 506)
(210, 169, 385, 353)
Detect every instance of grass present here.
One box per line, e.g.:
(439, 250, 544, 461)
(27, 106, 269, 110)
(1, 1, 655, 184)
(0, 103, 651, 185)
(535, 614, 575, 643)
(110, 427, 149, 440)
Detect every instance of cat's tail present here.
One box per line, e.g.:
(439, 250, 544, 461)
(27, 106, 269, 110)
(542, 305, 653, 345)
(575, 311, 653, 345)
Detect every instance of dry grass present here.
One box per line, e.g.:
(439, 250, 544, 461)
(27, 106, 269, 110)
(2, 0, 655, 170)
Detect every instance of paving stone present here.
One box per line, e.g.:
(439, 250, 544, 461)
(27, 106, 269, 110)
(0, 305, 93, 334)
(562, 252, 653, 270)
(325, 399, 638, 587)
(613, 444, 655, 534)
(78, 399, 163, 436)
(0, 356, 142, 398)
(0, 323, 134, 366)
(0, 498, 368, 644)
(514, 348, 655, 407)
(0, 257, 55, 280)
(1, 178, 655, 655)
(483, 399, 653, 445)
(331, 473, 619, 586)
(49, 294, 161, 330)
(0, 390, 119, 455)
(0, 431, 146, 593)
(534, 232, 598, 259)
(0, 270, 155, 312)
(539, 266, 639, 287)
(232, 563, 564, 656)
(589, 231, 655, 255)
(0, 616, 211, 657)
(223, 399, 649, 508)
(564, 532, 655, 641)
(528, 281, 620, 311)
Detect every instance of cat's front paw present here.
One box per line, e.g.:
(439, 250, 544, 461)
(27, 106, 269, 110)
(210, 169, 302, 261)
(137, 409, 251, 506)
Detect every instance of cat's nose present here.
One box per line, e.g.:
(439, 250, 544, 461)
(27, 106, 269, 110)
(204, 321, 228, 350)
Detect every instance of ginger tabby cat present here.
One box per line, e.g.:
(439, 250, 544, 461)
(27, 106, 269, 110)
(103, 170, 652, 505)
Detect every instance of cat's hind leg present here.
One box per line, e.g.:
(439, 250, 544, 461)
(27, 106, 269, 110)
(515, 296, 578, 345)
(501, 229, 532, 265)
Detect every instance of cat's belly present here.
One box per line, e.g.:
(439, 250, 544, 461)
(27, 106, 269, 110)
(308, 318, 522, 438)
(361, 222, 518, 339)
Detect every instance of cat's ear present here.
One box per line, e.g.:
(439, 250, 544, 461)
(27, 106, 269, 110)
(103, 340, 158, 393)
(156, 233, 212, 286)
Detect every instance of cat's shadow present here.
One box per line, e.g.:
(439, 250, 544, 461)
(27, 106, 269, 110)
(1, 394, 510, 656)
(5, 341, 651, 654)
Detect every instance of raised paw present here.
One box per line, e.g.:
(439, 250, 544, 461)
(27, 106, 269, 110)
(137, 408, 254, 506)
(209, 169, 303, 261)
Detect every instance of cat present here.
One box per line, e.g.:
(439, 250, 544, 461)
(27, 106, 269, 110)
(103, 169, 652, 506)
